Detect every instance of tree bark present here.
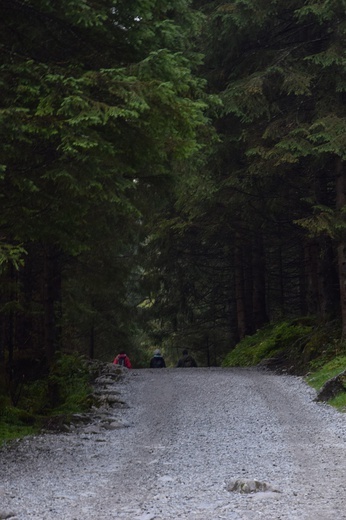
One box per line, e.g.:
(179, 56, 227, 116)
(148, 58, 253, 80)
(309, 167, 340, 318)
(335, 158, 346, 337)
(234, 237, 246, 339)
(43, 246, 62, 363)
(252, 233, 268, 330)
(277, 223, 285, 315)
(89, 324, 95, 359)
(319, 236, 339, 318)
(303, 239, 320, 315)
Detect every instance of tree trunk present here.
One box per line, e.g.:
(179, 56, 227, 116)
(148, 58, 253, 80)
(304, 239, 320, 315)
(243, 243, 254, 333)
(299, 241, 308, 315)
(252, 233, 268, 330)
(234, 237, 246, 340)
(43, 247, 62, 363)
(319, 236, 339, 318)
(17, 249, 34, 352)
(310, 167, 340, 318)
(89, 324, 95, 359)
(278, 223, 285, 316)
(335, 158, 346, 337)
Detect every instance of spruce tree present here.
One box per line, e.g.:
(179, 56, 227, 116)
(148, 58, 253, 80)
(0, 0, 208, 374)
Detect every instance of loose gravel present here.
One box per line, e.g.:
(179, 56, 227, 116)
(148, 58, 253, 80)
(1, 367, 346, 520)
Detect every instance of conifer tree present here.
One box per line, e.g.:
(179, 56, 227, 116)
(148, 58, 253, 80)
(145, 0, 346, 355)
(0, 0, 208, 375)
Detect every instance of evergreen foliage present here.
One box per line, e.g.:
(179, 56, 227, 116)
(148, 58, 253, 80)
(2, 0, 346, 407)
(141, 0, 346, 359)
(0, 0, 209, 383)
(20, 353, 92, 415)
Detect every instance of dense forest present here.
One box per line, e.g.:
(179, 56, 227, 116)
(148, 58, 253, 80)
(1, 0, 346, 393)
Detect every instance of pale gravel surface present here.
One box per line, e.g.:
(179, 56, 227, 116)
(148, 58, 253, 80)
(1, 367, 346, 520)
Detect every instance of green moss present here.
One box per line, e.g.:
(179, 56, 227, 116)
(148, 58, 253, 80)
(0, 406, 39, 443)
(0, 423, 37, 443)
(222, 321, 313, 368)
(222, 317, 346, 410)
(328, 391, 346, 411)
(306, 355, 346, 390)
(303, 321, 345, 368)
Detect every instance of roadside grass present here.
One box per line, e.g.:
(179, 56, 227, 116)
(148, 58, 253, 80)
(0, 353, 94, 446)
(328, 392, 346, 411)
(306, 354, 346, 411)
(222, 318, 346, 411)
(306, 355, 346, 390)
(0, 406, 39, 443)
(222, 325, 281, 367)
(222, 320, 313, 368)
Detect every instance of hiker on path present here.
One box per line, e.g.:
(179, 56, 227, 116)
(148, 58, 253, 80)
(113, 351, 132, 368)
(150, 349, 166, 368)
(176, 349, 197, 368)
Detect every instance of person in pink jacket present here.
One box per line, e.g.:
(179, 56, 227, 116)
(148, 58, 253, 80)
(113, 351, 132, 368)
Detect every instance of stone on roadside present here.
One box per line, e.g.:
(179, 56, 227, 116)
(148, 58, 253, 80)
(226, 479, 280, 494)
(316, 369, 346, 401)
(102, 421, 126, 430)
(0, 511, 17, 519)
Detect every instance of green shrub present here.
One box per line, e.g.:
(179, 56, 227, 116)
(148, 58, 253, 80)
(0, 353, 94, 445)
(222, 321, 313, 367)
(20, 352, 92, 415)
(302, 320, 345, 367)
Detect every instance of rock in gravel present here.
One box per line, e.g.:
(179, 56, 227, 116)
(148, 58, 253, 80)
(0, 511, 17, 519)
(316, 369, 346, 401)
(226, 478, 280, 494)
(102, 420, 128, 430)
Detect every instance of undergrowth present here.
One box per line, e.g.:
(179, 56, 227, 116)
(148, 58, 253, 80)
(222, 318, 346, 410)
(19, 352, 93, 415)
(222, 320, 313, 369)
(328, 392, 346, 411)
(0, 353, 93, 445)
(307, 354, 346, 411)
(307, 355, 346, 390)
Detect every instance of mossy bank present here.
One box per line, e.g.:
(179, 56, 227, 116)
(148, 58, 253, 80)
(222, 318, 346, 411)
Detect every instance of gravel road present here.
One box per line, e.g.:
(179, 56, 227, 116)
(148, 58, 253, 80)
(1, 367, 346, 520)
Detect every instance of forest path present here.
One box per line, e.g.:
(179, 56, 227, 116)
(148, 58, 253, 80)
(1, 367, 346, 519)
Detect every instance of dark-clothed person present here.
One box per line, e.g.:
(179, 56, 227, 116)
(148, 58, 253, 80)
(150, 349, 166, 368)
(176, 349, 197, 368)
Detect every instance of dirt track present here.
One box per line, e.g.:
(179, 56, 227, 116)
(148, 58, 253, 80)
(1, 367, 346, 519)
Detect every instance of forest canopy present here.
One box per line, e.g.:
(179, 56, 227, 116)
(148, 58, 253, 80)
(1, 0, 346, 384)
